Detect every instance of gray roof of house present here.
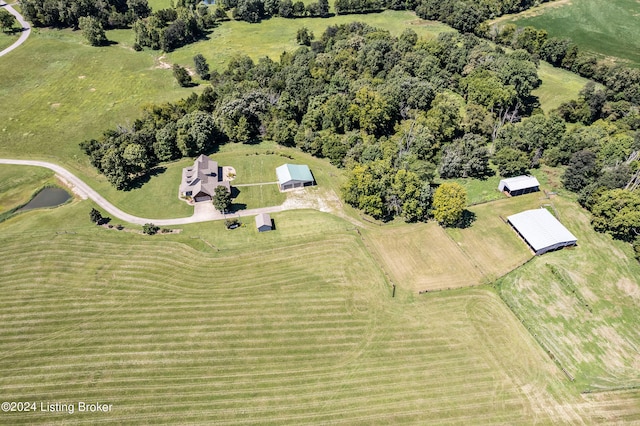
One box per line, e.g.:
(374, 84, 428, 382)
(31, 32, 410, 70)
(499, 175, 540, 192)
(276, 164, 313, 185)
(180, 154, 229, 196)
(507, 209, 577, 252)
(255, 213, 271, 228)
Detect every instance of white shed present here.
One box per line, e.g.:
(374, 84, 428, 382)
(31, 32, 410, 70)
(499, 175, 540, 196)
(507, 209, 577, 255)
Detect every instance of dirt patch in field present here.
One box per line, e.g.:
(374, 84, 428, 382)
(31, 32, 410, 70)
(50, 103, 61, 108)
(154, 55, 172, 69)
(595, 325, 640, 373)
(615, 277, 640, 301)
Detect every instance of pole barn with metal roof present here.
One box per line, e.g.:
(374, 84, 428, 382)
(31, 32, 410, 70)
(276, 164, 314, 191)
(499, 175, 540, 196)
(507, 209, 577, 255)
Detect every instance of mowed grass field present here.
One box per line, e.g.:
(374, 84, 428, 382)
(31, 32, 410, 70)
(365, 191, 538, 292)
(2, 200, 638, 424)
(498, 195, 640, 391)
(533, 61, 595, 112)
(501, 0, 640, 66)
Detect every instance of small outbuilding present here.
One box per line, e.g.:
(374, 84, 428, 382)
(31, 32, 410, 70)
(499, 175, 540, 196)
(255, 213, 273, 232)
(507, 209, 577, 255)
(276, 164, 314, 191)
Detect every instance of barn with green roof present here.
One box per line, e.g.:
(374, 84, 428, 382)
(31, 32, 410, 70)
(276, 164, 315, 191)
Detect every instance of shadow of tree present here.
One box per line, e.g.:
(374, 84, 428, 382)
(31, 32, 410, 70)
(455, 210, 477, 229)
(125, 166, 167, 190)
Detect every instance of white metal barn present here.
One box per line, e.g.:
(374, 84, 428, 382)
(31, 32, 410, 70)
(498, 175, 540, 196)
(276, 164, 314, 191)
(507, 209, 577, 255)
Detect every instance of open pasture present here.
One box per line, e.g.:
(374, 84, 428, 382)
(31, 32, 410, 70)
(0, 200, 629, 424)
(498, 195, 640, 390)
(446, 193, 540, 282)
(165, 11, 455, 69)
(501, 0, 640, 67)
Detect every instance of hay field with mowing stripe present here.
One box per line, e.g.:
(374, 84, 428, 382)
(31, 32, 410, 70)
(498, 195, 640, 391)
(2, 200, 635, 424)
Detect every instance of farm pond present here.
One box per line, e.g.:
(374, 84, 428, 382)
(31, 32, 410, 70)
(18, 187, 71, 211)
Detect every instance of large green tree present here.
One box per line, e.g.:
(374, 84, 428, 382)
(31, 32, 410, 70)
(591, 189, 640, 242)
(562, 149, 599, 192)
(79, 16, 108, 46)
(0, 10, 17, 32)
(432, 182, 467, 227)
(212, 186, 232, 213)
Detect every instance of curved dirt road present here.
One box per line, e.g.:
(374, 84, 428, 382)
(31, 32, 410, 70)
(0, 159, 303, 226)
(0, 2, 31, 58)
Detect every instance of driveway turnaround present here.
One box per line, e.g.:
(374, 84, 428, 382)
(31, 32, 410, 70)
(0, 2, 31, 58)
(0, 159, 306, 226)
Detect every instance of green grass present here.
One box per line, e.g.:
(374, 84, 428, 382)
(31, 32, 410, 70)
(0, 165, 54, 214)
(445, 174, 504, 205)
(1, 167, 640, 422)
(165, 11, 455, 70)
(502, 0, 640, 67)
(2, 199, 629, 424)
(0, 27, 190, 166)
(0, 31, 19, 52)
(533, 61, 595, 112)
(445, 165, 569, 206)
(497, 195, 640, 390)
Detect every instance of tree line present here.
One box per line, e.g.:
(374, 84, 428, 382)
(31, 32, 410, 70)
(20, 0, 151, 29)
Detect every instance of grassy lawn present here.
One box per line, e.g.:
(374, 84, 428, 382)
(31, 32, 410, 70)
(533, 61, 595, 112)
(445, 174, 504, 205)
(165, 11, 455, 71)
(233, 184, 285, 210)
(0, 31, 19, 52)
(0, 165, 54, 214)
(497, 195, 640, 390)
(501, 0, 640, 67)
(444, 165, 566, 206)
(3, 198, 634, 424)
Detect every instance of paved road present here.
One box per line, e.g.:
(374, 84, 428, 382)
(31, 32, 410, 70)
(0, 159, 305, 226)
(0, 2, 31, 58)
